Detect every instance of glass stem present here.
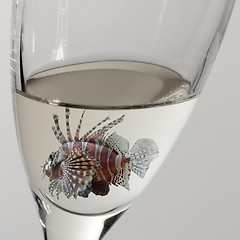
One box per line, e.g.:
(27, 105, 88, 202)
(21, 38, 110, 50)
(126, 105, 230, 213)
(33, 191, 129, 240)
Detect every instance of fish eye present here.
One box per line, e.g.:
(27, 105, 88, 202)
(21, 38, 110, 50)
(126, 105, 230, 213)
(49, 152, 56, 161)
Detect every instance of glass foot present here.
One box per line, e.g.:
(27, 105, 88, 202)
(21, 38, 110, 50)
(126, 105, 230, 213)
(33, 191, 129, 240)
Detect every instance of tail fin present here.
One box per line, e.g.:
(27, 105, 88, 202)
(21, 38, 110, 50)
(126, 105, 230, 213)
(130, 139, 159, 178)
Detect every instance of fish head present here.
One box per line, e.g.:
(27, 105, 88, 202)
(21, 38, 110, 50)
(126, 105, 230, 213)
(43, 146, 67, 178)
(42, 152, 56, 178)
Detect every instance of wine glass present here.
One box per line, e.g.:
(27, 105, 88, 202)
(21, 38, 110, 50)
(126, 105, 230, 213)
(10, 0, 236, 240)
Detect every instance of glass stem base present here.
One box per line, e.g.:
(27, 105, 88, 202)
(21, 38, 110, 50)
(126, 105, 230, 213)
(32, 191, 129, 240)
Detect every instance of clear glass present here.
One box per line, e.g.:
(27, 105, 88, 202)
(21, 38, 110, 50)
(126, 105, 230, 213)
(10, 0, 235, 240)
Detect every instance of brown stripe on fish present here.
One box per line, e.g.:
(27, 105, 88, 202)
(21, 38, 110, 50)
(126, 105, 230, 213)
(95, 168, 106, 182)
(115, 154, 122, 172)
(97, 146, 112, 182)
(65, 108, 73, 142)
(84, 142, 107, 182)
(98, 146, 123, 183)
(106, 148, 115, 182)
(52, 126, 62, 144)
(53, 114, 67, 144)
(95, 170, 101, 181)
(74, 110, 85, 141)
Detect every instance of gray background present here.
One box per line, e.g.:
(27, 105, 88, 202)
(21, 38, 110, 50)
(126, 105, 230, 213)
(0, 1, 239, 240)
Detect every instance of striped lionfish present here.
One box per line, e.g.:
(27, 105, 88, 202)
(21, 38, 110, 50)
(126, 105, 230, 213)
(43, 108, 159, 199)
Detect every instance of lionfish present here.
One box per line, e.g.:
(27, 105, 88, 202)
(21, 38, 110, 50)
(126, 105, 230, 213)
(43, 108, 159, 199)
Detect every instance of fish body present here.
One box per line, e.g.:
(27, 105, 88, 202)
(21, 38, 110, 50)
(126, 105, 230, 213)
(78, 141, 130, 184)
(43, 109, 159, 199)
